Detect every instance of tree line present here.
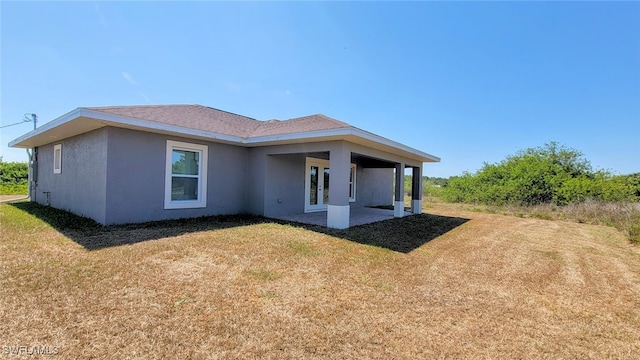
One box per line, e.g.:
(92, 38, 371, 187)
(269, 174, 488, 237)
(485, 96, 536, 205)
(438, 142, 639, 205)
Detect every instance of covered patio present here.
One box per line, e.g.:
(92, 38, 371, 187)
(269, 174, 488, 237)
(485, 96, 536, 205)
(257, 139, 438, 229)
(270, 206, 415, 227)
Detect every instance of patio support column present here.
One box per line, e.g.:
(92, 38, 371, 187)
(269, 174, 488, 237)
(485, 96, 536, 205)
(394, 163, 405, 217)
(411, 166, 422, 214)
(327, 143, 351, 229)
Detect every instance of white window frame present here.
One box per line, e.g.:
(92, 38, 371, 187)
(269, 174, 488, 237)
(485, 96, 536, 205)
(349, 164, 357, 202)
(53, 144, 62, 174)
(164, 140, 208, 210)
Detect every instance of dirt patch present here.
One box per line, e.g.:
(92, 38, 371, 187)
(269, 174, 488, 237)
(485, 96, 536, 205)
(0, 195, 28, 203)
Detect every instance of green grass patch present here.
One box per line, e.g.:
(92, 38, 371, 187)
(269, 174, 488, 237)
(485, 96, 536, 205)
(0, 183, 28, 195)
(536, 250, 562, 261)
(286, 239, 322, 257)
(628, 224, 640, 245)
(6, 201, 103, 234)
(258, 290, 280, 299)
(246, 267, 281, 281)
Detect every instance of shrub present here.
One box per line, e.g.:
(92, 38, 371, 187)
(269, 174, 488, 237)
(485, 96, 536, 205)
(442, 142, 638, 206)
(0, 162, 29, 195)
(0, 162, 28, 185)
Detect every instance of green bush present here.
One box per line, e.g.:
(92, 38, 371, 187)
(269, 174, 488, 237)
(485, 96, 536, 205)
(0, 162, 29, 195)
(442, 142, 638, 206)
(0, 162, 28, 185)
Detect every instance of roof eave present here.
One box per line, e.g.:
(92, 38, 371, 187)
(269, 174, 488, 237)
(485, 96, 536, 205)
(9, 108, 246, 148)
(9, 108, 440, 164)
(247, 127, 440, 163)
(8, 107, 83, 148)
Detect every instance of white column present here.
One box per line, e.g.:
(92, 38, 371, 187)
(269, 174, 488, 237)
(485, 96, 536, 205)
(411, 165, 422, 214)
(394, 163, 405, 217)
(327, 143, 351, 229)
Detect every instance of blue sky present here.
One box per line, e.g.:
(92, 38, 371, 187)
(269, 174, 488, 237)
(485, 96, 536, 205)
(1, 1, 638, 177)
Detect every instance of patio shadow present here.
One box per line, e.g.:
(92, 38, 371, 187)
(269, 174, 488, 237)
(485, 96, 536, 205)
(8, 202, 468, 253)
(275, 213, 469, 253)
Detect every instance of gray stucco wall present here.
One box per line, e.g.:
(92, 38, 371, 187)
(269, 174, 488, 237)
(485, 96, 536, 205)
(350, 167, 393, 207)
(263, 154, 305, 217)
(246, 150, 266, 216)
(34, 128, 108, 223)
(104, 127, 248, 225)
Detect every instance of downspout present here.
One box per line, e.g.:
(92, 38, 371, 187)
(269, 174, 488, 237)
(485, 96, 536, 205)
(26, 149, 32, 200)
(26, 114, 38, 202)
(31, 147, 38, 202)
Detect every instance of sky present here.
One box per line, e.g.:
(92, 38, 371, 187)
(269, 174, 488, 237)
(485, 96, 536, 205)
(1, 1, 639, 178)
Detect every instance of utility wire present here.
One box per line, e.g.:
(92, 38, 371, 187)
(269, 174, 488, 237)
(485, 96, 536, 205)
(0, 114, 36, 129)
(0, 120, 33, 129)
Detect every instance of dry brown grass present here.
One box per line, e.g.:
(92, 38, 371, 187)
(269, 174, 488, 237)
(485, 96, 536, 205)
(423, 196, 640, 244)
(1, 201, 639, 358)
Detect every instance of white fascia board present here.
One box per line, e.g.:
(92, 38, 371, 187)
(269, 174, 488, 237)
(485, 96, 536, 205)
(8, 107, 84, 147)
(350, 128, 441, 163)
(247, 127, 441, 163)
(9, 108, 245, 148)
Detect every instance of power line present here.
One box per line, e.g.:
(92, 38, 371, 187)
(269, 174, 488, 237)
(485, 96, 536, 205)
(0, 113, 37, 129)
(0, 120, 31, 129)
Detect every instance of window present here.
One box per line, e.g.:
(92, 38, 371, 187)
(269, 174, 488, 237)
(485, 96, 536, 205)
(53, 144, 62, 174)
(349, 164, 357, 202)
(164, 140, 208, 209)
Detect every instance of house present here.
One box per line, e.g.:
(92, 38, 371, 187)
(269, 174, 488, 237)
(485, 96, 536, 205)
(8, 105, 439, 229)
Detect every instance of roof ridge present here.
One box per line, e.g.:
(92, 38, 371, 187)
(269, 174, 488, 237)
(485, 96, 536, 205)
(281, 113, 352, 129)
(310, 113, 351, 127)
(85, 104, 261, 124)
(85, 104, 195, 109)
(200, 105, 259, 121)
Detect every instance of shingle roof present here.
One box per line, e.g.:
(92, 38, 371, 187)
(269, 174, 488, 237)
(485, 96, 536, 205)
(86, 104, 262, 138)
(85, 104, 351, 139)
(251, 114, 351, 137)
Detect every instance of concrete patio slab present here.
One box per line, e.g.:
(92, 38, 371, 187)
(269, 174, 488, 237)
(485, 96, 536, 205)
(270, 206, 416, 227)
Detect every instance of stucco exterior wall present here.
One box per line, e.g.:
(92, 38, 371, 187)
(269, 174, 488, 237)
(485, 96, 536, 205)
(34, 128, 108, 223)
(103, 127, 248, 225)
(246, 150, 266, 216)
(246, 141, 339, 217)
(350, 167, 393, 207)
(263, 154, 305, 217)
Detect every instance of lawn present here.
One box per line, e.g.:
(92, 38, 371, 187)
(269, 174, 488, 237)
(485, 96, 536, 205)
(1, 201, 639, 358)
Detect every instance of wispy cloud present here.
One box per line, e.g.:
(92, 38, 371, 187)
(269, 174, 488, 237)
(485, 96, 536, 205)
(121, 71, 150, 102)
(225, 81, 260, 94)
(139, 92, 151, 102)
(94, 3, 108, 28)
(121, 71, 137, 86)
